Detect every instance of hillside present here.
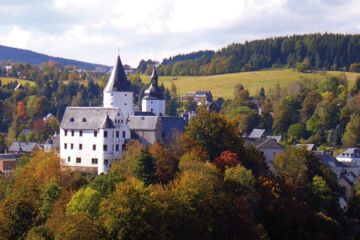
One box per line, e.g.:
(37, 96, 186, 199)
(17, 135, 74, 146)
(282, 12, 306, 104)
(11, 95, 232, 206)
(142, 69, 360, 99)
(0, 45, 109, 70)
(156, 33, 360, 76)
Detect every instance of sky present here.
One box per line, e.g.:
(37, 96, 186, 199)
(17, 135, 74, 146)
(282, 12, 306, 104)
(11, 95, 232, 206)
(0, 0, 359, 67)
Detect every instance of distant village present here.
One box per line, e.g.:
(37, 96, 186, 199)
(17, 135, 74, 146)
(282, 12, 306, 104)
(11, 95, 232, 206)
(0, 54, 359, 212)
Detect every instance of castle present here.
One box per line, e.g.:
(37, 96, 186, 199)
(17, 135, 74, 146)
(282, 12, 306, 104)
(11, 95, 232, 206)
(60, 55, 185, 174)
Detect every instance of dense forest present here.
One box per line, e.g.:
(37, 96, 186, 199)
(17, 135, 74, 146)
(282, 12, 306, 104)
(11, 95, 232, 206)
(153, 33, 360, 76)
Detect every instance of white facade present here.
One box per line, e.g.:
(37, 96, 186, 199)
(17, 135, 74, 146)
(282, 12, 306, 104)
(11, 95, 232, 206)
(60, 108, 131, 174)
(142, 98, 165, 116)
(103, 91, 133, 117)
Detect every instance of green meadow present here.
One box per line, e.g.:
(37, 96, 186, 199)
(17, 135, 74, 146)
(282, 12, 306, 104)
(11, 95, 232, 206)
(141, 69, 360, 99)
(0, 77, 35, 86)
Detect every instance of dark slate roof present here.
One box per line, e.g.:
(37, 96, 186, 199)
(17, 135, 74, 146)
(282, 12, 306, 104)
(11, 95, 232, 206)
(245, 138, 283, 149)
(134, 111, 155, 116)
(0, 154, 20, 160)
(317, 153, 359, 168)
(60, 107, 119, 130)
(267, 135, 282, 143)
(248, 128, 266, 138)
(128, 116, 160, 130)
(101, 114, 115, 129)
(160, 117, 186, 139)
(104, 55, 130, 92)
(21, 128, 32, 137)
(9, 142, 37, 152)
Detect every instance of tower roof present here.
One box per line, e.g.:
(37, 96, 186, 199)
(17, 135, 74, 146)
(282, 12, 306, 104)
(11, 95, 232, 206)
(101, 114, 115, 129)
(104, 55, 130, 92)
(144, 66, 160, 97)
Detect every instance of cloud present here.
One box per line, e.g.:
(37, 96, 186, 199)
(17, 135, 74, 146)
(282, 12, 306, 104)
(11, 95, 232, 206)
(0, 0, 359, 67)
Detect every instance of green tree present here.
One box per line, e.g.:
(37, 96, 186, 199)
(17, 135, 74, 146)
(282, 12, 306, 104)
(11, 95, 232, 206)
(40, 182, 62, 220)
(186, 109, 244, 160)
(100, 178, 161, 240)
(342, 114, 360, 147)
(66, 187, 101, 219)
(132, 150, 157, 185)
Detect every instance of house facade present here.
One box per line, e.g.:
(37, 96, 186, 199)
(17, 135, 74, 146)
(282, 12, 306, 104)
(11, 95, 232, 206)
(60, 55, 185, 174)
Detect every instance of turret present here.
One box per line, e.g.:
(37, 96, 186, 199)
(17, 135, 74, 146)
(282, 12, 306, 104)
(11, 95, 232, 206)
(142, 67, 165, 115)
(103, 55, 133, 117)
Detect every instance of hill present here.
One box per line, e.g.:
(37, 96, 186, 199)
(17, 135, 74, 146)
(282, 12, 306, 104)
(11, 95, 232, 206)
(0, 45, 110, 70)
(141, 69, 360, 99)
(156, 33, 360, 76)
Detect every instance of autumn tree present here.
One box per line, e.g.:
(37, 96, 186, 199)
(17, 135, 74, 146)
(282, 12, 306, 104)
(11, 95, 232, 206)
(186, 109, 244, 160)
(213, 151, 240, 172)
(342, 114, 360, 147)
(17, 101, 27, 119)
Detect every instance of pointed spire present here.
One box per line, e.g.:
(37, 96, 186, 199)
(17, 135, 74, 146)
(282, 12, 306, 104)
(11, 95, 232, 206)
(104, 55, 130, 92)
(101, 113, 115, 129)
(150, 66, 158, 86)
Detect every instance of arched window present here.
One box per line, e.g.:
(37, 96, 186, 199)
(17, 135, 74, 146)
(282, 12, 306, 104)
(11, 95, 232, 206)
(70, 117, 74, 122)
(82, 118, 86, 122)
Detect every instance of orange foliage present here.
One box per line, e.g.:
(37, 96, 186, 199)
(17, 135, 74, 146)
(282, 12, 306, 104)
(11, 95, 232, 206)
(213, 151, 240, 172)
(16, 101, 27, 119)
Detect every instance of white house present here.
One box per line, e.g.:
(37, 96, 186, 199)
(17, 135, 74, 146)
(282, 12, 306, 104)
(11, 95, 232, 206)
(336, 148, 360, 166)
(60, 55, 132, 174)
(60, 54, 186, 174)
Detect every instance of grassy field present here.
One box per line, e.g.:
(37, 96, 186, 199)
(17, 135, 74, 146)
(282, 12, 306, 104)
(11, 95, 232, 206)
(0, 77, 35, 86)
(141, 69, 360, 99)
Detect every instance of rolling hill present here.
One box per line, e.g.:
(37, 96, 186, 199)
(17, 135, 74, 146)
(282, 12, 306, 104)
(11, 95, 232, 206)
(141, 69, 360, 99)
(0, 45, 110, 70)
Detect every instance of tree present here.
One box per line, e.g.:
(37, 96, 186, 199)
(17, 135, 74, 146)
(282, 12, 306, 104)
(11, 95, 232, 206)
(349, 63, 360, 73)
(342, 114, 360, 147)
(66, 187, 101, 219)
(17, 101, 27, 119)
(186, 109, 244, 160)
(213, 151, 240, 173)
(68, 72, 81, 82)
(183, 96, 197, 112)
(149, 143, 178, 184)
(40, 182, 62, 220)
(100, 178, 161, 240)
(259, 87, 265, 98)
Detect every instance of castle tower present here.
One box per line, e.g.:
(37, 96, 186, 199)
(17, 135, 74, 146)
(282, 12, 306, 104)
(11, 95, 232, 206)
(141, 67, 165, 116)
(103, 55, 133, 118)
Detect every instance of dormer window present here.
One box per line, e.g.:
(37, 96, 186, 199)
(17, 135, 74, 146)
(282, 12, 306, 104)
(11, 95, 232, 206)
(82, 118, 86, 122)
(125, 94, 127, 96)
(70, 117, 74, 122)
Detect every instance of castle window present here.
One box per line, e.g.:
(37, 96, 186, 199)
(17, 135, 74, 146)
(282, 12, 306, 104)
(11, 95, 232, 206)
(79, 130, 83, 136)
(79, 144, 82, 150)
(122, 144, 126, 151)
(71, 144, 74, 149)
(116, 131, 119, 138)
(70, 117, 74, 122)
(93, 144, 96, 151)
(94, 131, 97, 137)
(76, 157, 81, 163)
(124, 103, 127, 105)
(64, 143, 67, 149)
(104, 131, 108, 137)
(71, 130, 74, 136)
(111, 93, 113, 96)
(122, 131, 126, 138)
(67, 156, 70, 162)
(116, 144, 119, 151)
(103, 144, 107, 151)
(82, 118, 86, 122)
(92, 158, 98, 164)
(64, 130, 67, 136)
(151, 101, 153, 104)
(151, 108, 153, 112)
(104, 159, 108, 165)
(125, 94, 127, 96)
(121, 120, 123, 123)
(111, 103, 113, 105)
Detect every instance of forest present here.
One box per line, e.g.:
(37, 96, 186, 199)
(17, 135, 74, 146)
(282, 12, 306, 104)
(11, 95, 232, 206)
(0, 109, 360, 239)
(151, 33, 360, 76)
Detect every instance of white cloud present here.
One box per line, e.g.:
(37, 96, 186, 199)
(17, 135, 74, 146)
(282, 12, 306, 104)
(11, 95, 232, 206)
(0, 0, 359, 67)
(3, 25, 31, 48)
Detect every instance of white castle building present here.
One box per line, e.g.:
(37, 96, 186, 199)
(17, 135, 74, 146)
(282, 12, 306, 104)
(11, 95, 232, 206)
(60, 55, 185, 174)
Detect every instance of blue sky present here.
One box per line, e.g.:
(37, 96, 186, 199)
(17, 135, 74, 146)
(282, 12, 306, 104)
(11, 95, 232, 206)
(0, 0, 359, 67)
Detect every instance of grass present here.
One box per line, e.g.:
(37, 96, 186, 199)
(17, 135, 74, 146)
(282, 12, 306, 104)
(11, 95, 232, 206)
(140, 69, 360, 99)
(0, 77, 35, 86)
